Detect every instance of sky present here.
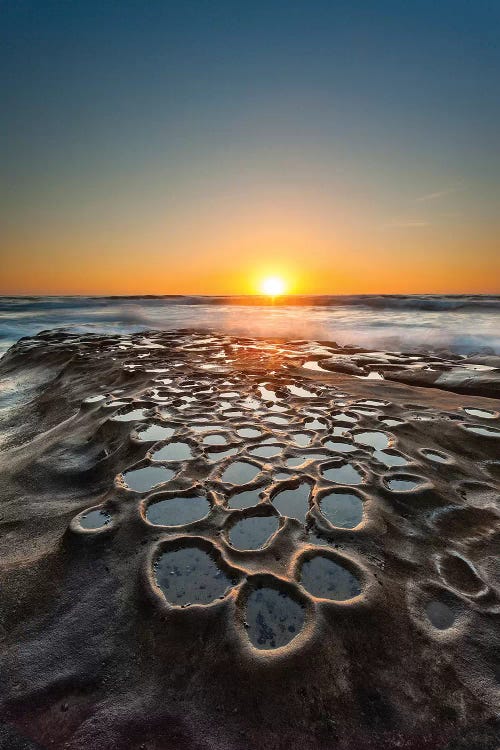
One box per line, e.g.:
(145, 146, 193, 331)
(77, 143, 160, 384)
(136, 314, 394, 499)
(1, 0, 499, 295)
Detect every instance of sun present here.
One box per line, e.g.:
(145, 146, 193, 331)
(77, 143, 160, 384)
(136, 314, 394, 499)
(260, 276, 286, 296)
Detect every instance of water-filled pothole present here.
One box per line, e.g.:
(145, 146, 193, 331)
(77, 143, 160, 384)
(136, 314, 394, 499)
(374, 450, 409, 467)
(227, 489, 262, 509)
(303, 360, 327, 372)
(79, 509, 111, 529)
(319, 492, 363, 528)
(228, 516, 279, 550)
(426, 600, 455, 630)
(221, 461, 260, 484)
(288, 384, 317, 398)
(112, 408, 150, 422)
(136, 424, 175, 442)
(269, 403, 288, 413)
(203, 434, 227, 445)
(386, 475, 425, 492)
(84, 394, 106, 404)
(259, 384, 277, 401)
(382, 418, 404, 427)
(272, 483, 311, 521)
(324, 439, 356, 453)
(300, 555, 361, 600)
(304, 418, 325, 430)
(243, 396, 261, 410)
(191, 423, 224, 432)
(146, 495, 210, 526)
(151, 442, 193, 461)
(264, 415, 289, 426)
(245, 587, 305, 649)
(155, 546, 234, 606)
(237, 427, 262, 438)
(464, 407, 496, 419)
(332, 413, 357, 424)
(422, 449, 449, 464)
(354, 431, 390, 450)
(292, 433, 312, 447)
(463, 424, 500, 438)
(331, 426, 349, 437)
(121, 465, 175, 492)
(321, 463, 363, 485)
(250, 444, 282, 458)
(207, 447, 238, 461)
(286, 452, 330, 468)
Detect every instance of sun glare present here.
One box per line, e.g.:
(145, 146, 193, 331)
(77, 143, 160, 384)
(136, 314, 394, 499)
(260, 276, 286, 296)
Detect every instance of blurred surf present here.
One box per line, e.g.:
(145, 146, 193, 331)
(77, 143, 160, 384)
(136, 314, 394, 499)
(1, 295, 499, 357)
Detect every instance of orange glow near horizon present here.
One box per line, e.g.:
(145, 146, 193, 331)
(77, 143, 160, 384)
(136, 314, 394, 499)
(1, 145, 499, 296)
(1, 205, 499, 296)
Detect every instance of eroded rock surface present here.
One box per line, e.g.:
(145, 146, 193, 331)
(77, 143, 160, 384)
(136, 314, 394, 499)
(0, 330, 499, 749)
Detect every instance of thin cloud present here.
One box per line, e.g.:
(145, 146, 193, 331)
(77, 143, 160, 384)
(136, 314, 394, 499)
(381, 219, 430, 229)
(415, 185, 464, 202)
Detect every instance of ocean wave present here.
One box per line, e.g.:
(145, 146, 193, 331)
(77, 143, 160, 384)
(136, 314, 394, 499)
(1, 294, 499, 313)
(0, 295, 499, 357)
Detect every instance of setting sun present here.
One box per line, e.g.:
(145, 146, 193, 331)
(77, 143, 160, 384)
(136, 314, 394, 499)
(260, 276, 286, 296)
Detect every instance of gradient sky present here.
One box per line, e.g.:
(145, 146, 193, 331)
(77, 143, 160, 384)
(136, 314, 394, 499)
(1, 0, 499, 295)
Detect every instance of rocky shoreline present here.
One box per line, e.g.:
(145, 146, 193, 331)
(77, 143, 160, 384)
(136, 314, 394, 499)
(0, 330, 499, 749)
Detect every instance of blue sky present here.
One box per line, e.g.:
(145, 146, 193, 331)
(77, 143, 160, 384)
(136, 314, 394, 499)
(1, 1, 499, 293)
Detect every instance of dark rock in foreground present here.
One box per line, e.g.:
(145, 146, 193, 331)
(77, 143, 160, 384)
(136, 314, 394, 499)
(0, 330, 499, 749)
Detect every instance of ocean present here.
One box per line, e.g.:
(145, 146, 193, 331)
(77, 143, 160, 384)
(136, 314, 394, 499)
(0, 294, 499, 357)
